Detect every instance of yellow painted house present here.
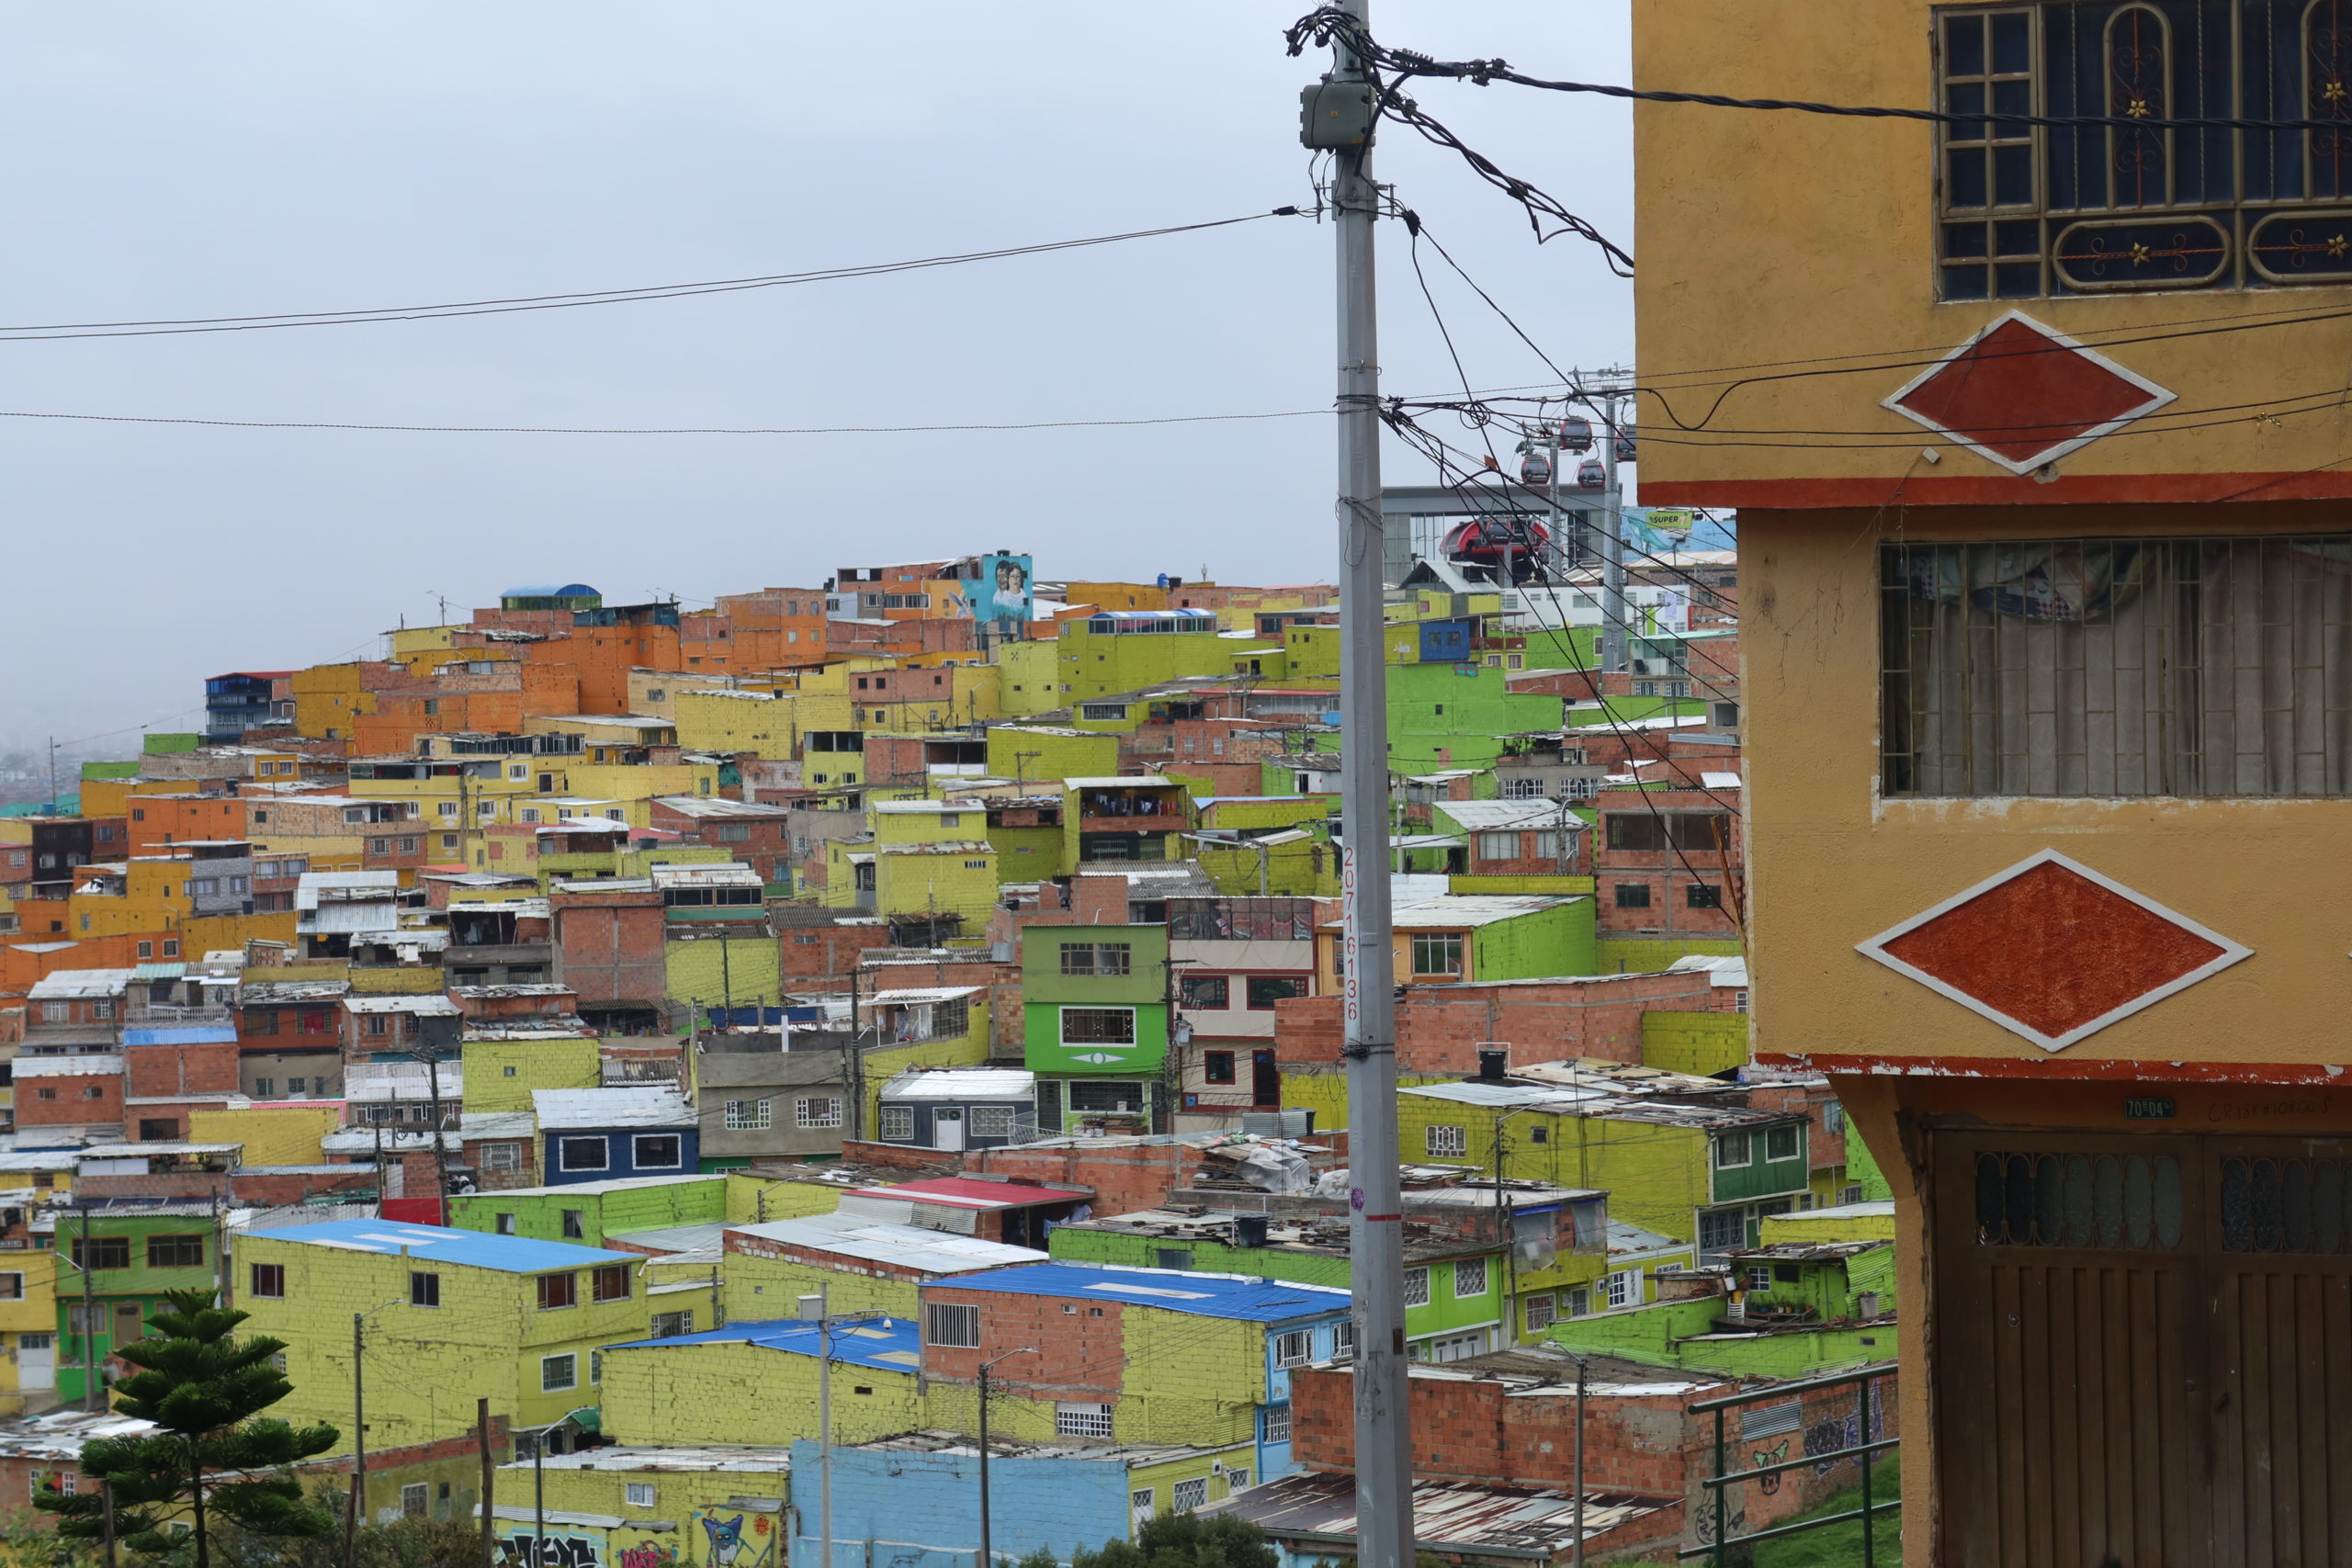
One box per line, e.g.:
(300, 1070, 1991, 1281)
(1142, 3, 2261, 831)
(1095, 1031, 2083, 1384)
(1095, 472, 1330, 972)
(0, 1244, 58, 1416)
(236, 1219, 656, 1450)
(599, 1316, 926, 1450)
(820, 799, 999, 929)
(488, 1447, 793, 1568)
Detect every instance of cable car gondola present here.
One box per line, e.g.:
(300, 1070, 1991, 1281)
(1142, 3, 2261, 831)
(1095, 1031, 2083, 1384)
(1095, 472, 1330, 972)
(1576, 457, 1606, 491)
(1518, 449, 1554, 487)
(1613, 430, 1637, 463)
(1442, 515, 1550, 582)
(1557, 416, 1594, 453)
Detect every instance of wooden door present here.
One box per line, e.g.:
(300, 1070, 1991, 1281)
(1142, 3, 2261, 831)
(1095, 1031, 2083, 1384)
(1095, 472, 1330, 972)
(2204, 1142, 2352, 1567)
(1937, 1131, 2352, 1565)
(1933, 1132, 2209, 1566)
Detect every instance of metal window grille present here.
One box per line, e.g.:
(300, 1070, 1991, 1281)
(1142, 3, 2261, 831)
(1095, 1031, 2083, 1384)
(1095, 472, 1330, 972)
(879, 1105, 916, 1140)
(1453, 1257, 1490, 1298)
(927, 1303, 981, 1348)
(1063, 1008, 1136, 1044)
(1426, 1124, 1468, 1157)
(1170, 1477, 1210, 1511)
(794, 1097, 842, 1129)
(969, 1105, 1014, 1138)
(1884, 536, 2352, 795)
(1273, 1330, 1311, 1368)
(1057, 1403, 1116, 1439)
(1402, 1268, 1432, 1307)
(1263, 1404, 1294, 1443)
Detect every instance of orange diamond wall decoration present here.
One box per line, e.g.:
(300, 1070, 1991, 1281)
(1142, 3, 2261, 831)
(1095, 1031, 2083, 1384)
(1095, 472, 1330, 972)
(1855, 850, 2251, 1052)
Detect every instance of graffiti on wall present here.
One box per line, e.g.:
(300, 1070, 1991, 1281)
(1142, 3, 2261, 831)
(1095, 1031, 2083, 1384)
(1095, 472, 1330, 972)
(696, 1510, 775, 1568)
(616, 1540, 677, 1568)
(498, 1533, 603, 1568)
(1805, 1398, 1888, 1478)
(1747, 1438, 1791, 1495)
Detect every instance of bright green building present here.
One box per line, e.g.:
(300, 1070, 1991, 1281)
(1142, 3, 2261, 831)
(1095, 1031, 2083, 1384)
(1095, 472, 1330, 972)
(1396, 1082, 1811, 1258)
(445, 1173, 728, 1248)
(51, 1205, 224, 1404)
(1021, 922, 1170, 1132)
(1545, 1240, 1897, 1378)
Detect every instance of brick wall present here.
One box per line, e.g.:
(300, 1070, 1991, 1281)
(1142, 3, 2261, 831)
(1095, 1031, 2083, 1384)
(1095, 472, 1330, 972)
(124, 1040, 242, 1098)
(1274, 972, 1735, 1074)
(921, 1284, 1127, 1402)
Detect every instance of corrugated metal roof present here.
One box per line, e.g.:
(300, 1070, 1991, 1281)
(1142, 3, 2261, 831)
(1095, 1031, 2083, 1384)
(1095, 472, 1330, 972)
(878, 1068, 1035, 1101)
(936, 1263, 1349, 1323)
(1208, 1471, 1673, 1553)
(602, 1316, 925, 1372)
(848, 1178, 1077, 1211)
(458, 1173, 718, 1200)
(532, 1088, 695, 1130)
(343, 996, 461, 1015)
(27, 970, 133, 999)
(726, 1214, 1046, 1274)
(237, 1219, 638, 1273)
(16, 1055, 125, 1078)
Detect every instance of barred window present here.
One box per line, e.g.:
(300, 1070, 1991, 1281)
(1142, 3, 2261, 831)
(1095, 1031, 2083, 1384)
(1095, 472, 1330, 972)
(1059, 1403, 1117, 1439)
(1453, 1257, 1489, 1299)
(1883, 536, 2352, 796)
(927, 1303, 981, 1348)
(795, 1097, 843, 1129)
(969, 1105, 1015, 1138)
(879, 1105, 916, 1140)
(1935, 1, 2352, 299)
(1273, 1330, 1311, 1368)
(1062, 1008, 1136, 1044)
(1402, 1268, 1431, 1307)
(1425, 1124, 1468, 1158)
(1263, 1404, 1293, 1443)
(1170, 1476, 1209, 1510)
(724, 1099, 772, 1131)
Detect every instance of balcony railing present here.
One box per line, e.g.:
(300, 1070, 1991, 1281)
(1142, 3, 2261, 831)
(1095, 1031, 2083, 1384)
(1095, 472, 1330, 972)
(1682, 1362, 1898, 1565)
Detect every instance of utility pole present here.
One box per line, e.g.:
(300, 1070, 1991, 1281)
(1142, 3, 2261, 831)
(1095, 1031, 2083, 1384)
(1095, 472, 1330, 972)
(1303, 9, 1415, 1567)
(1598, 389, 1630, 679)
(347, 1313, 367, 1562)
(74, 1204, 98, 1413)
(975, 1348, 1038, 1568)
(478, 1398, 494, 1568)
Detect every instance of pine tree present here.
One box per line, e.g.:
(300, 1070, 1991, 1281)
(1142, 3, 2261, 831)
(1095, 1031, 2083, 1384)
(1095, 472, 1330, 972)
(38, 1289, 340, 1568)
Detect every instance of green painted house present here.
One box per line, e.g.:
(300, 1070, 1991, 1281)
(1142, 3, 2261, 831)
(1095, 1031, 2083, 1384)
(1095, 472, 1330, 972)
(48, 1205, 225, 1404)
(1021, 922, 1170, 1133)
(1317, 894, 1598, 990)
(1386, 660, 1566, 775)
(444, 1173, 726, 1248)
(1396, 1082, 1810, 1260)
(1546, 1240, 1897, 1378)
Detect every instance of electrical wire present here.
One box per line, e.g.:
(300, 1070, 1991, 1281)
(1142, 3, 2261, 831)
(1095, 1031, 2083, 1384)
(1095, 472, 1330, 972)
(0, 212, 1307, 343)
(1287, 6, 2352, 134)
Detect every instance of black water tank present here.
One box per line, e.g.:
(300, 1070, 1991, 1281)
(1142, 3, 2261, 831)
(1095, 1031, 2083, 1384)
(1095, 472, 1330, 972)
(1477, 1047, 1510, 1081)
(1234, 1213, 1272, 1247)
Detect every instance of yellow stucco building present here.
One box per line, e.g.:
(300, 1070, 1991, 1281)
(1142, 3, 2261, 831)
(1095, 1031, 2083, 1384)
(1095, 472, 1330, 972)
(1632, 0, 2352, 1555)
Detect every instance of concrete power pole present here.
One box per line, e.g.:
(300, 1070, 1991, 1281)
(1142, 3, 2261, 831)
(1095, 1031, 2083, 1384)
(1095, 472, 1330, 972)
(1305, 8, 1415, 1567)
(1599, 389, 1631, 679)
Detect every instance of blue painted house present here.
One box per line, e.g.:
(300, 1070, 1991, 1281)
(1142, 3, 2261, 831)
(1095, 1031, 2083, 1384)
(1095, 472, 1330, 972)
(786, 1431, 1261, 1568)
(532, 1088, 697, 1185)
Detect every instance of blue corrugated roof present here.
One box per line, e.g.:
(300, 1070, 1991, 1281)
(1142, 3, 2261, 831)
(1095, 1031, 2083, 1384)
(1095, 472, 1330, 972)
(602, 1317, 924, 1372)
(935, 1264, 1350, 1323)
(502, 583, 599, 598)
(237, 1219, 638, 1274)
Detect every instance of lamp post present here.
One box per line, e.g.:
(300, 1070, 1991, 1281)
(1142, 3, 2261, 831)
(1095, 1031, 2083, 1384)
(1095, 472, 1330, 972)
(976, 1347, 1039, 1568)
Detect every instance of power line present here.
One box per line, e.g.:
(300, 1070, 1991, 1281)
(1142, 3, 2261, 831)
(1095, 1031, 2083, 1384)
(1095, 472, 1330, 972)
(0, 406, 1326, 437)
(1288, 6, 2352, 134)
(0, 212, 1306, 343)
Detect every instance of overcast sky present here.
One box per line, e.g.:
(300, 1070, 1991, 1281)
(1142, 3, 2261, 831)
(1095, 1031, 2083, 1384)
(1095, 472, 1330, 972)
(0, 3, 1634, 750)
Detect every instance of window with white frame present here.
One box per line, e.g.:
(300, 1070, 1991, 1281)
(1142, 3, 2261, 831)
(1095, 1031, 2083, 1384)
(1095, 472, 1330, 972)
(1402, 1268, 1430, 1307)
(1475, 832, 1522, 861)
(1453, 1257, 1489, 1299)
(632, 1134, 683, 1169)
(879, 1105, 916, 1140)
(795, 1097, 843, 1130)
(1332, 1320, 1357, 1360)
(1262, 1404, 1293, 1443)
(1425, 1124, 1467, 1158)
(1714, 1131, 1753, 1168)
(1272, 1330, 1310, 1368)
(1498, 776, 1546, 800)
(969, 1105, 1015, 1139)
(1061, 1007, 1136, 1044)
(650, 1310, 695, 1337)
(401, 1484, 427, 1519)
(927, 1303, 980, 1348)
(725, 1100, 773, 1131)
(558, 1136, 609, 1172)
(480, 1143, 523, 1172)
(1522, 1293, 1557, 1333)
(1606, 1268, 1642, 1309)
(626, 1483, 655, 1508)
(540, 1354, 577, 1392)
(1057, 1403, 1116, 1439)
(1170, 1476, 1209, 1511)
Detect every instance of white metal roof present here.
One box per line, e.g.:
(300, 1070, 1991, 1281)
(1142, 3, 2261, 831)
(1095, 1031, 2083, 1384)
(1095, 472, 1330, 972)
(1435, 800, 1579, 833)
(1063, 776, 1183, 790)
(27, 969, 134, 999)
(342, 996, 461, 1016)
(653, 795, 786, 818)
(878, 1067, 1034, 1101)
(865, 987, 982, 1006)
(728, 1213, 1047, 1273)
(650, 863, 763, 886)
(533, 1088, 695, 1130)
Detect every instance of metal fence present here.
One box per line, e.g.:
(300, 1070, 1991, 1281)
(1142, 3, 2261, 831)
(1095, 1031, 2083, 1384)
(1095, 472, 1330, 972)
(1680, 1362, 1899, 1565)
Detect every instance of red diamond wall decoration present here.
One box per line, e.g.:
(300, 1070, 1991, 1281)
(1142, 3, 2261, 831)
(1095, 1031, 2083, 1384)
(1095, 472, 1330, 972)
(1883, 311, 2176, 474)
(1856, 850, 2251, 1052)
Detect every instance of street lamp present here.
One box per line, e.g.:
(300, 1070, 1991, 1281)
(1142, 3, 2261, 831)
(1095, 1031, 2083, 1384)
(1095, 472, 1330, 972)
(976, 1347, 1040, 1568)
